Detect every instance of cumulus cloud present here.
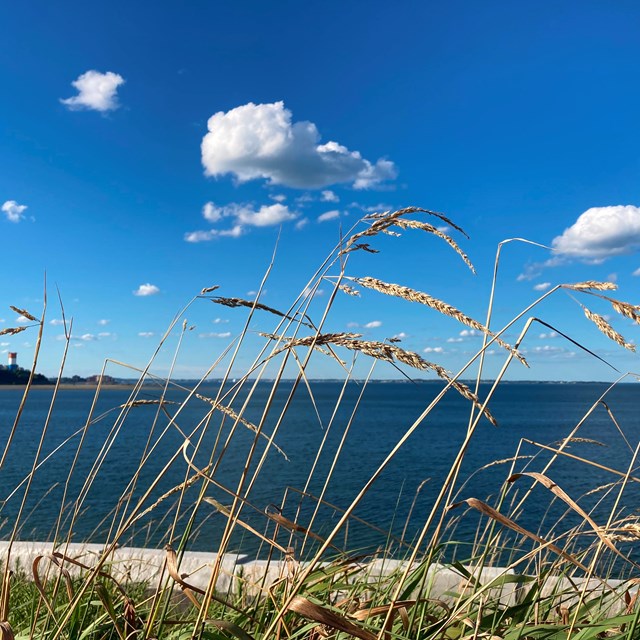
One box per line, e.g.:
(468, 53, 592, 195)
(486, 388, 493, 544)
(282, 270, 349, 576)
(364, 320, 382, 329)
(80, 333, 96, 341)
(2, 200, 27, 223)
(392, 332, 408, 340)
(201, 101, 396, 189)
(459, 329, 480, 338)
(539, 331, 558, 339)
(133, 283, 160, 296)
(552, 205, 640, 261)
(61, 70, 125, 112)
(317, 210, 341, 223)
(533, 282, 552, 291)
(321, 190, 339, 203)
(186, 202, 297, 242)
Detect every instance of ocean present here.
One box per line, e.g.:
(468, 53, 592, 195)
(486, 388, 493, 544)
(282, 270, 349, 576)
(0, 380, 638, 558)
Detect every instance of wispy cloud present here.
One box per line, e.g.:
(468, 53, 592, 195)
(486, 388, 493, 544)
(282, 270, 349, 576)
(321, 190, 339, 203)
(295, 217, 309, 230)
(61, 70, 125, 112)
(317, 210, 341, 223)
(49, 319, 65, 326)
(2, 200, 27, 223)
(198, 331, 232, 338)
(133, 283, 160, 296)
(533, 282, 551, 291)
(186, 202, 297, 242)
(201, 101, 396, 189)
(98, 319, 110, 326)
(364, 320, 382, 329)
(138, 331, 155, 338)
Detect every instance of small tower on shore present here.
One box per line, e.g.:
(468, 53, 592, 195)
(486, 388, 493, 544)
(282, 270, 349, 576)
(7, 352, 17, 371)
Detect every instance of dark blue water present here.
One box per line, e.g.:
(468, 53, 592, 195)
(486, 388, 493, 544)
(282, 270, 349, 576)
(0, 381, 638, 562)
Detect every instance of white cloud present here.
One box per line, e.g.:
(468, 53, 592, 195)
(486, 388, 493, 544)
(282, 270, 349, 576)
(295, 218, 309, 230)
(202, 201, 223, 222)
(423, 346, 444, 354)
(80, 333, 96, 341)
(447, 337, 464, 343)
(317, 210, 341, 223)
(98, 332, 113, 338)
(607, 272, 618, 283)
(539, 331, 558, 340)
(133, 283, 160, 296)
(61, 70, 125, 112)
(302, 286, 325, 298)
(2, 200, 27, 223)
(201, 101, 396, 189)
(138, 332, 155, 338)
(364, 320, 382, 329)
(270, 194, 287, 202)
(533, 282, 552, 291)
(459, 329, 480, 338)
(552, 205, 640, 261)
(16, 315, 30, 324)
(98, 319, 110, 326)
(213, 318, 229, 324)
(199, 331, 232, 339)
(534, 345, 564, 353)
(321, 190, 339, 203)
(392, 332, 408, 340)
(186, 203, 297, 242)
(633, 267, 640, 276)
(49, 319, 65, 326)
(346, 321, 360, 328)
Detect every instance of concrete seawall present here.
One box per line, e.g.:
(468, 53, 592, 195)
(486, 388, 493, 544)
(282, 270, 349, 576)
(0, 541, 630, 612)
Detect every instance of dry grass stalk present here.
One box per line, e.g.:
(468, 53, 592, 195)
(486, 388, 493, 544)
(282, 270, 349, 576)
(0, 327, 27, 337)
(9, 306, 39, 322)
(268, 332, 497, 425)
(338, 284, 360, 296)
(551, 437, 605, 447)
(287, 596, 377, 640)
(343, 207, 468, 260)
(211, 296, 312, 328)
(118, 399, 179, 408)
(196, 393, 289, 460)
(365, 206, 467, 236)
(200, 285, 220, 294)
(563, 281, 618, 291)
(393, 218, 475, 273)
(610, 299, 640, 324)
(582, 305, 635, 351)
(354, 277, 527, 366)
(603, 523, 640, 542)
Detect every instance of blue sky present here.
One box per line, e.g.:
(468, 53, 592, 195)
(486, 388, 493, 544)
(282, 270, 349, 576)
(2, 1, 640, 381)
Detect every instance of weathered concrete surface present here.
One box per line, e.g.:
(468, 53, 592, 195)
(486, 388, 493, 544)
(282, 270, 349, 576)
(0, 541, 631, 612)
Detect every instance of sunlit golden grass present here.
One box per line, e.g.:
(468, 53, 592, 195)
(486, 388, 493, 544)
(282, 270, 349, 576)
(0, 207, 639, 638)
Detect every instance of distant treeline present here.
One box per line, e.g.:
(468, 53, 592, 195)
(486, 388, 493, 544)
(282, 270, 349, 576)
(0, 365, 49, 385)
